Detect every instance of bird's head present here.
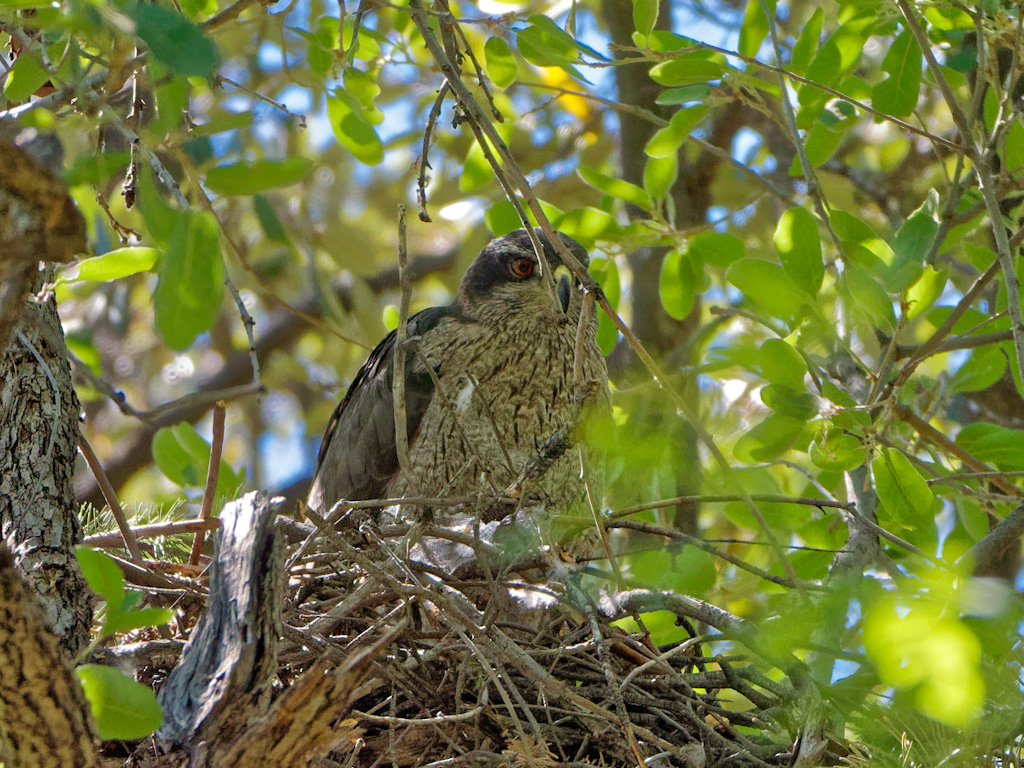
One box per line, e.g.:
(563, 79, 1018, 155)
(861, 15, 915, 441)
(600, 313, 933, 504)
(456, 228, 590, 321)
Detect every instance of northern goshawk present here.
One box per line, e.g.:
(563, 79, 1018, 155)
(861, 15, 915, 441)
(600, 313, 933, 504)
(308, 228, 610, 541)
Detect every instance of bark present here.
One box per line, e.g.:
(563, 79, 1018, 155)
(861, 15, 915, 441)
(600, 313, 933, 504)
(0, 130, 92, 656)
(0, 544, 100, 768)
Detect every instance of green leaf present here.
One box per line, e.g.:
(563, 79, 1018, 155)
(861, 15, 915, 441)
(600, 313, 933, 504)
(130, 2, 220, 78)
(658, 250, 695, 320)
(154, 210, 224, 350)
(950, 346, 1007, 394)
(152, 423, 243, 491)
(790, 8, 823, 76)
(873, 447, 935, 527)
(654, 84, 712, 105)
(517, 16, 585, 81)
(484, 36, 517, 88)
(1002, 119, 1024, 173)
(485, 199, 521, 236)
(382, 304, 399, 331)
(3, 53, 51, 103)
(871, 30, 922, 118)
(774, 207, 823, 295)
(643, 154, 678, 202)
(840, 266, 895, 332)
(905, 264, 946, 319)
(689, 231, 745, 267)
(886, 191, 939, 292)
(863, 598, 983, 727)
(76, 665, 163, 740)
(205, 158, 314, 196)
(75, 548, 125, 613)
(760, 383, 817, 420)
(153, 426, 202, 487)
(734, 414, 807, 462)
(644, 104, 708, 158)
(649, 54, 725, 87)
(578, 166, 653, 211)
(106, 606, 175, 636)
(553, 207, 621, 247)
(803, 119, 846, 170)
(956, 423, 1024, 471)
(738, 0, 775, 58)
(70, 248, 159, 282)
(253, 195, 289, 243)
(810, 429, 865, 471)
(590, 256, 620, 356)
(632, 0, 658, 35)
(327, 95, 384, 165)
(759, 339, 807, 387)
(137, 168, 178, 248)
(725, 258, 810, 319)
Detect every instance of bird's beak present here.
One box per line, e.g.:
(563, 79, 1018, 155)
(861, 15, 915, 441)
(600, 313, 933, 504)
(555, 265, 573, 314)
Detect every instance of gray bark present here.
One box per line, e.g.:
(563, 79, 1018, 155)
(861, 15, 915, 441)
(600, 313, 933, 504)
(0, 131, 92, 657)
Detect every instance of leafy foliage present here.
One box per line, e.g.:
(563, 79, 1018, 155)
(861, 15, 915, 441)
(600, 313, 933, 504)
(5, 0, 1024, 760)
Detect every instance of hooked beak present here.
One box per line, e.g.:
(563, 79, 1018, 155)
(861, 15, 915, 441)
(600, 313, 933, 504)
(555, 265, 573, 314)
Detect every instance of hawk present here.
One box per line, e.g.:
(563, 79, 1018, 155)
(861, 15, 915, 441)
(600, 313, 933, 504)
(307, 228, 610, 538)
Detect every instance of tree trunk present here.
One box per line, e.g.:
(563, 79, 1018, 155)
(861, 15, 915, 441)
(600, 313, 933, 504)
(0, 131, 92, 657)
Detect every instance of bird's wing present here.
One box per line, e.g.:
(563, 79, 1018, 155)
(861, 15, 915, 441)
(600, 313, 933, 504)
(311, 306, 450, 504)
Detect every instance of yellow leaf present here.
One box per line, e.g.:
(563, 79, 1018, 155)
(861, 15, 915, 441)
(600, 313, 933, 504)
(537, 66, 589, 120)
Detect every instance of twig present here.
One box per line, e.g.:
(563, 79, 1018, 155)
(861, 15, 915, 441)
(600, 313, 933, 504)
(609, 494, 854, 519)
(893, 404, 1024, 498)
(417, 81, 451, 223)
(223, 275, 261, 389)
(84, 519, 220, 549)
(189, 401, 226, 565)
(202, 0, 264, 31)
(393, 204, 414, 487)
(572, 290, 596, 389)
(215, 75, 307, 127)
(78, 435, 146, 566)
(605, 520, 804, 589)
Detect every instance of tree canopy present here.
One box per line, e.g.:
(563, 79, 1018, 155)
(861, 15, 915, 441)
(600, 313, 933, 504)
(2, 0, 1024, 763)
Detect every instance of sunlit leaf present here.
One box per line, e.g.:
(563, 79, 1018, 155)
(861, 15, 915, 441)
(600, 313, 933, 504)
(872, 447, 935, 527)
(956, 422, 1024, 471)
(758, 339, 806, 387)
(153, 210, 224, 350)
(738, 0, 775, 58)
(725, 258, 810, 319)
(327, 95, 384, 166)
(578, 166, 653, 211)
(77, 665, 163, 740)
(689, 231, 745, 267)
(644, 104, 708, 158)
(69, 248, 159, 282)
(75, 548, 125, 612)
(484, 36, 517, 88)
(871, 30, 922, 117)
(773, 207, 823, 295)
(649, 54, 725, 87)
(3, 52, 50, 103)
(659, 250, 695, 320)
(790, 8, 823, 76)
(809, 429, 865, 471)
(632, 0, 658, 35)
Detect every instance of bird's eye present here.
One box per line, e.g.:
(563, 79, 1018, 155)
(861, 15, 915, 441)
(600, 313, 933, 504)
(510, 257, 535, 279)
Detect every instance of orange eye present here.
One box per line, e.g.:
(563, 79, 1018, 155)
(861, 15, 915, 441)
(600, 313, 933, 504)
(510, 257, 535, 278)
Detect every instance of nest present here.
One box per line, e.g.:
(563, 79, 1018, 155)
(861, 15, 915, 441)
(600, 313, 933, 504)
(133, 493, 815, 768)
